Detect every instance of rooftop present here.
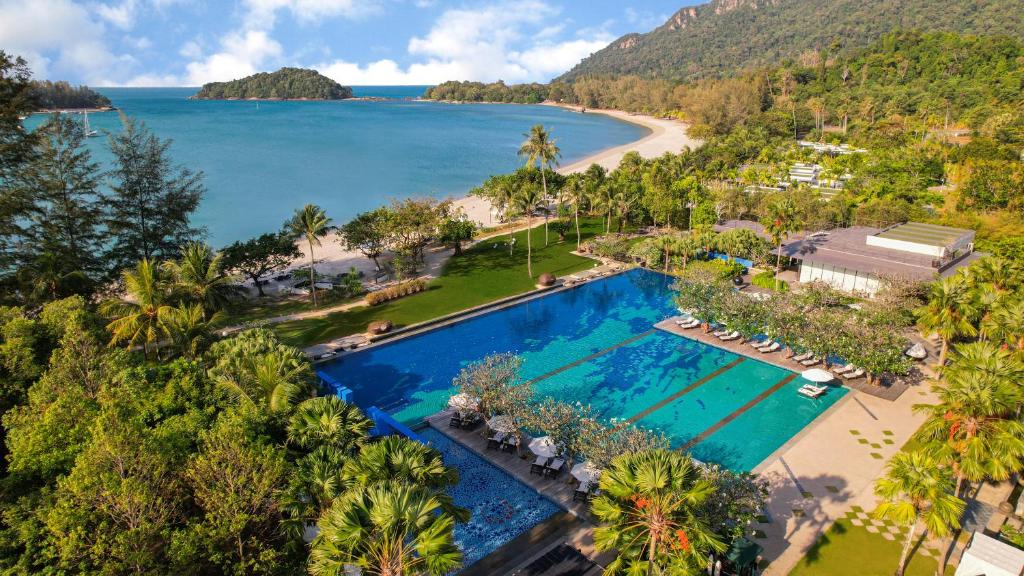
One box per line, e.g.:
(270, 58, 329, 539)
(873, 221, 973, 248)
(712, 219, 807, 243)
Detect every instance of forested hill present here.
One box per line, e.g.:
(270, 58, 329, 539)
(192, 67, 353, 100)
(557, 0, 1024, 83)
(30, 81, 112, 110)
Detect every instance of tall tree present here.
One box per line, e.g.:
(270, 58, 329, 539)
(518, 125, 560, 246)
(287, 395, 372, 455)
(874, 451, 964, 576)
(916, 275, 978, 365)
(220, 232, 301, 297)
(513, 184, 542, 278)
(286, 204, 331, 307)
(339, 207, 391, 271)
(207, 328, 315, 412)
(104, 116, 204, 272)
(19, 114, 105, 300)
(761, 199, 799, 290)
(563, 173, 588, 251)
(163, 242, 238, 317)
(99, 259, 172, 359)
(591, 449, 724, 575)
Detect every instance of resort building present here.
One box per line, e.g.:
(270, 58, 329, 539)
(955, 532, 1024, 576)
(796, 140, 867, 155)
(781, 222, 981, 296)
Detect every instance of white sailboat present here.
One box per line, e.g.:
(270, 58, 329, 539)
(83, 111, 99, 137)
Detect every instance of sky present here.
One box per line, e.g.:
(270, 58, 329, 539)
(0, 0, 692, 87)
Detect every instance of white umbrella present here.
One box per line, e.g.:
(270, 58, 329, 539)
(905, 342, 927, 360)
(571, 461, 602, 483)
(486, 415, 516, 433)
(528, 436, 558, 458)
(801, 368, 834, 383)
(448, 393, 479, 412)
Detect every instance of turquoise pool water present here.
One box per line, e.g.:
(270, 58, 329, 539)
(322, 269, 847, 472)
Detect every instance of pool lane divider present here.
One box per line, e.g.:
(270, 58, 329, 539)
(626, 356, 747, 423)
(680, 373, 799, 452)
(520, 329, 658, 387)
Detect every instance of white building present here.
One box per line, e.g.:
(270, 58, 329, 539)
(956, 532, 1024, 576)
(781, 222, 981, 296)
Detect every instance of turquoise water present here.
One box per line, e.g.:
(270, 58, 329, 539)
(419, 428, 560, 568)
(323, 269, 847, 472)
(26, 87, 647, 246)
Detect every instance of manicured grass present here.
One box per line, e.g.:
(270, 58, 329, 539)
(752, 270, 789, 291)
(224, 292, 361, 325)
(272, 220, 604, 347)
(788, 518, 939, 576)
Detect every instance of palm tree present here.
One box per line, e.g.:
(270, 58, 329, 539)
(287, 204, 332, 307)
(100, 259, 172, 359)
(564, 174, 588, 251)
(916, 275, 978, 365)
(163, 242, 238, 317)
(914, 342, 1024, 495)
(288, 395, 373, 454)
(518, 125, 560, 246)
(162, 303, 224, 359)
(209, 331, 315, 412)
(762, 199, 799, 291)
(874, 451, 964, 576)
(590, 185, 614, 234)
(487, 175, 520, 255)
(309, 483, 463, 576)
(981, 296, 1024, 352)
(513, 184, 543, 278)
(591, 449, 724, 575)
(611, 188, 633, 233)
(342, 436, 468, 521)
(672, 234, 699, 271)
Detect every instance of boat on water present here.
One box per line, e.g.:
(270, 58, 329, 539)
(83, 111, 99, 137)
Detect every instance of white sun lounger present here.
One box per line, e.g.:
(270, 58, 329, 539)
(719, 331, 740, 341)
(712, 328, 729, 337)
(680, 320, 700, 329)
(800, 356, 820, 366)
(832, 363, 855, 375)
(749, 339, 772, 349)
(759, 342, 781, 353)
(798, 385, 827, 398)
(793, 352, 813, 362)
(843, 368, 866, 379)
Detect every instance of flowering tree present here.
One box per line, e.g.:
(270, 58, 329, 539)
(451, 353, 523, 418)
(673, 267, 730, 332)
(524, 398, 594, 464)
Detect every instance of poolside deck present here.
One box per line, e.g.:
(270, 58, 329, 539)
(653, 318, 920, 401)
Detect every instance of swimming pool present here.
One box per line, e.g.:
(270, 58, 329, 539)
(419, 427, 561, 567)
(321, 268, 846, 472)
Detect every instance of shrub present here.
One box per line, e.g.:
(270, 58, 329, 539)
(683, 259, 744, 280)
(752, 271, 788, 292)
(583, 235, 633, 261)
(365, 279, 428, 305)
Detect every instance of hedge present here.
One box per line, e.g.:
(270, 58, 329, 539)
(752, 271, 788, 292)
(365, 279, 428, 305)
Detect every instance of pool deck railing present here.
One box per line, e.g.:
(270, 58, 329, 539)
(653, 318, 911, 401)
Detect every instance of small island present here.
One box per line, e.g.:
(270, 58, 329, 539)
(30, 80, 113, 111)
(192, 67, 353, 100)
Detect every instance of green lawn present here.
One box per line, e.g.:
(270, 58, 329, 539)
(272, 220, 605, 347)
(788, 518, 940, 576)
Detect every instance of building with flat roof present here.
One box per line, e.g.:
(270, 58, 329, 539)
(956, 532, 1024, 576)
(781, 222, 981, 296)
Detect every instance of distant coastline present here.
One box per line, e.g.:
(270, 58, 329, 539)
(28, 106, 117, 115)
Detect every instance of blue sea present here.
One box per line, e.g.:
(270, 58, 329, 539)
(26, 86, 648, 246)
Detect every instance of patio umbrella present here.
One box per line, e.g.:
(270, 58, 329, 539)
(486, 415, 516, 433)
(528, 436, 558, 458)
(448, 393, 479, 412)
(801, 368, 834, 383)
(570, 461, 602, 483)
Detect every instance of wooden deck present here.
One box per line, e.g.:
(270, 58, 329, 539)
(653, 318, 919, 401)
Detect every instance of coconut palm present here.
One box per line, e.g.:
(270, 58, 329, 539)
(916, 275, 978, 365)
(100, 258, 172, 359)
(914, 342, 1024, 495)
(487, 174, 520, 255)
(672, 234, 700, 271)
(513, 184, 543, 278)
(308, 482, 463, 576)
(761, 199, 798, 291)
(564, 174, 588, 251)
(163, 242, 239, 317)
(162, 303, 224, 359)
(518, 124, 560, 246)
(590, 185, 614, 234)
(591, 449, 724, 575)
(874, 451, 965, 576)
(342, 436, 468, 521)
(288, 395, 373, 454)
(208, 329, 315, 412)
(287, 204, 332, 307)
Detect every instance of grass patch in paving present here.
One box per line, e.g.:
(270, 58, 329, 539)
(857, 438, 869, 445)
(883, 430, 894, 436)
(870, 452, 883, 459)
(825, 485, 840, 494)
(788, 518, 939, 576)
(849, 430, 860, 435)
(801, 491, 814, 499)
(272, 220, 605, 347)
(884, 439, 895, 445)
(870, 443, 882, 449)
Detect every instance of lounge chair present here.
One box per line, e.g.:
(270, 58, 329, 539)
(792, 352, 813, 362)
(448, 414, 464, 428)
(573, 481, 591, 502)
(682, 319, 701, 329)
(749, 339, 771, 349)
(712, 328, 730, 337)
(843, 368, 866, 380)
(799, 356, 820, 366)
(486, 432, 507, 450)
(530, 456, 550, 476)
(544, 458, 565, 478)
(798, 385, 828, 398)
(501, 435, 520, 453)
(460, 413, 481, 430)
(719, 331, 741, 341)
(759, 342, 781, 353)
(831, 363, 855, 376)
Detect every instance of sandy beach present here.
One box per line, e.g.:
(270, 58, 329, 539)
(288, 107, 699, 284)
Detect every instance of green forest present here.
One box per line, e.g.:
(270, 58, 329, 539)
(558, 0, 1024, 82)
(28, 81, 112, 110)
(193, 67, 353, 100)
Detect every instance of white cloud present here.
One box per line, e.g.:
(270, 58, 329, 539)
(96, 0, 138, 30)
(316, 1, 613, 85)
(184, 30, 283, 85)
(241, 0, 381, 29)
(179, 39, 203, 59)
